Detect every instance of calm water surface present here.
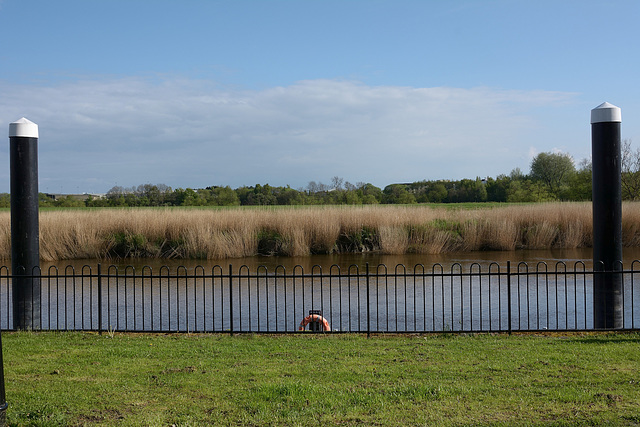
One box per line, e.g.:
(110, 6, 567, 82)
(42, 247, 640, 272)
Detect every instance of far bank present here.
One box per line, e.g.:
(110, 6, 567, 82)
(1, 202, 639, 261)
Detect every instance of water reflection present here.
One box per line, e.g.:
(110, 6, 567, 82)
(42, 247, 640, 273)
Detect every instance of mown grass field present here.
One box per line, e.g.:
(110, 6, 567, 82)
(1, 331, 639, 426)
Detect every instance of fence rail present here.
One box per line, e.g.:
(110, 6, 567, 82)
(1, 261, 639, 333)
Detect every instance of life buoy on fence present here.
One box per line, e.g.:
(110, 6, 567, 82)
(298, 314, 331, 331)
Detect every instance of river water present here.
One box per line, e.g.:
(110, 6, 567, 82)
(41, 247, 640, 273)
(3, 248, 640, 333)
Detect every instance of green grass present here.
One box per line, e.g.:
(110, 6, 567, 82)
(2, 332, 640, 426)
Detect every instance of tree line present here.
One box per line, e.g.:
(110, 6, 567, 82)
(2, 141, 640, 208)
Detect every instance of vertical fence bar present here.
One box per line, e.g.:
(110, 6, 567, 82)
(228, 265, 233, 334)
(133, 268, 138, 331)
(142, 267, 149, 332)
(366, 263, 370, 338)
(185, 269, 190, 333)
(632, 262, 638, 328)
(150, 267, 155, 332)
(283, 267, 287, 332)
(507, 261, 512, 335)
(72, 268, 77, 330)
(81, 267, 86, 330)
(97, 264, 102, 335)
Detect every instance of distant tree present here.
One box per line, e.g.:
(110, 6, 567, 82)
(235, 186, 253, 205)
(427, 182, 448, 203)
(343, 189, 362, 204)
(446, 178, 487, 203)
(306, 181, 320, 194)
(85, 195, 110, 207)
(171, 188, 202, 206)
(330, 176, 344, 191)
(382, 184, 416, 204)
(621, 139, 640, 200)
(485, 175, 511, 202)
(506, 179, 554, 202)
(38, 193, 55, 207)
(510, 168, 525, 180)
(105, 186, 128, 206)
(404, 180, 430, 202)
(274, 186, 303, 205)
(466, 178, 488, 202)
(245, 184, 277, 205)
(566, 159, 592, 201)
(358, 183, 382, 204)
(106, 185, 124, 198)
(344, 181, 357, 191)
(209, 186, 239, 206)
(54, 195, 85, 207)
(529, 152, 575, 198)
(134, 183, 171, 206)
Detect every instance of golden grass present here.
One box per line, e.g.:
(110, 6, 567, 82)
(1, 202, 639, 261)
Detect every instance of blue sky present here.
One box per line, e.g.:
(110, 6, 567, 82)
(1, 0, 639, 194)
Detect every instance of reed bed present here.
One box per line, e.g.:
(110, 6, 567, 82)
(1, 202, 639, 261)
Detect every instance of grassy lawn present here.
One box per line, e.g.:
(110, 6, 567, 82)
(1, 331, 639, 426)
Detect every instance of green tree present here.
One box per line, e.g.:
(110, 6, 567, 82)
(53, 195, 85, 207)
(529, 152, 575, 198)
(446, 179, 487, 203)
(105, 186, 128, 206)
(135, 184, 171, 206)
(485, 175, 511, 202)
(566, 159, 592, 201)
(621, 139, 640, 200)
(212, 186, 241, 206)
(245, 184, 277, 205)
(426, 182, 448, 203)
(358, 183, 382, 204)
(38, 193, 55, 207)
(506, 179, 554, 202)
(382, 184, 416, 204)
(85, 195, 110, 207)
(172, 188, 203, 206)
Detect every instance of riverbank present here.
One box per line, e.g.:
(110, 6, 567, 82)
(2, 202, 640, 261)
(3, 331, 639, 425)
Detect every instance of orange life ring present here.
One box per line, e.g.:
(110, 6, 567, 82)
(298, 314, 331, 331)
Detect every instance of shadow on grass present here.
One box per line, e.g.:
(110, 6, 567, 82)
(568, 331, 640, 345)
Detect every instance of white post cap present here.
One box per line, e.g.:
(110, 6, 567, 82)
(9, 117, 39, 138)
(591, 102, 621, 124)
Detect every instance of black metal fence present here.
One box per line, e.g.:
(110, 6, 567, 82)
(1, 261, 639, 333)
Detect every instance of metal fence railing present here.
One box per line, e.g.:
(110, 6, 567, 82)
(1, 261, 639, 333)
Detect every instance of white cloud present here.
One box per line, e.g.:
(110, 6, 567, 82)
(0, 77, 578, 193)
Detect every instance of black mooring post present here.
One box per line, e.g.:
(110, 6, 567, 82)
(9, 117, 41, 330)
(591, 102, 623, 329)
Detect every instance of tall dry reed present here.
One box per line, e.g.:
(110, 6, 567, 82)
(1, 202, 639, 261)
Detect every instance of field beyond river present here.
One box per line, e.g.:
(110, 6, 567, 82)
(2, 202, 640, 261)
